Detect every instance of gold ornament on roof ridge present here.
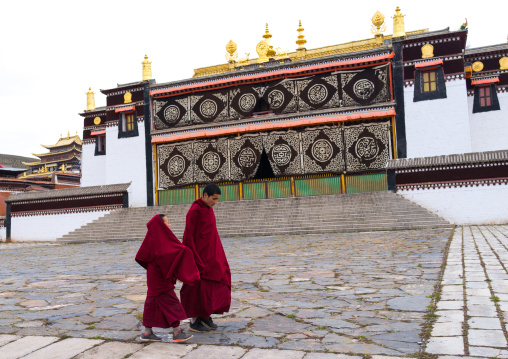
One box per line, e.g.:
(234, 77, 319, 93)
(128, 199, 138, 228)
(263, 23, 272, 40)
(124, 91, 132, 104)
(225, 40, 238, 64)
(392, 6, 406, 38)
(421, 43, 434, 58)
(86, 87, 95, 111)
(371, 11, 386, 35)
(296, 20, 307, 49)
(142, 55, 152, 81)
(499, 57, 508, 70)
(472, 61, 484, 72)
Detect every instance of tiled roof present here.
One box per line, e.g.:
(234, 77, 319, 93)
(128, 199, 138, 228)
(465, 43, 508, 56)
(5, 183, 130, 203)
(386, 150, 508, 170)
(41, 135, 82, 149)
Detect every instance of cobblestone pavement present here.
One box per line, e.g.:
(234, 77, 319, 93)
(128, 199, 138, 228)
(1, 226, 507, 358)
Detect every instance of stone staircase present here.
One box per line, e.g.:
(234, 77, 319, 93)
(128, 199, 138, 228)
(56, 191, 453, 243)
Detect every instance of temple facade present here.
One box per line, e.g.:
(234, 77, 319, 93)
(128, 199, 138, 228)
(20, 133, 82, 186)
(82, 8, 507, 207)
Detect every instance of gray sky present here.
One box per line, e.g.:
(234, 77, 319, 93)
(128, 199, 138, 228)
(1, 0, 505, 159)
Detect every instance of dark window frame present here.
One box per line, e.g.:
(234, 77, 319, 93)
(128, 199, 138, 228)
(118, 111, 139, 138)
(94, 134, 106, 156)
(413, 65, 447, 102)
(473, 84, 500, 113)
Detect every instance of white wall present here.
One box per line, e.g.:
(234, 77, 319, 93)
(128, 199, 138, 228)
(81, 142, 106, 187)
(399, 184, 508, 225)
(404, 79, 472, 158)
(0, 227, 5, 242)
(10, 210, 113, 241)
(106, 122, 147, 207)
(469, 91, 508, 152)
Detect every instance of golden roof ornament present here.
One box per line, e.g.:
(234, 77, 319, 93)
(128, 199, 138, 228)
(499, 57, 508, 70)
(225, 40, 238, 65)
(86, 87, 95, 111)
(142, 55, 152, 81)
(296, 20, 307, 50)
(257, 24, 275, 63)
(371, 11, 386, 35)
(421, 43, 434, 58)
(472, 61, 484, 72)
(392, 6, 406, 38)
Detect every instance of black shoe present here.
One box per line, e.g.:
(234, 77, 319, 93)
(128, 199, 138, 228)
(189, 318, 212, 332)
(200, 316, 218, 330)
(140, 332, 162, 341)
(173, 330, 193, 343)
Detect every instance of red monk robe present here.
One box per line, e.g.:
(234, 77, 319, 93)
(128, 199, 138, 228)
(135, 215, 200, 329)
(180, 198, 231, 319)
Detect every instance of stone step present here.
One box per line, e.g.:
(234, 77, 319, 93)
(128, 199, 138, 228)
(57, 192, 452, 242)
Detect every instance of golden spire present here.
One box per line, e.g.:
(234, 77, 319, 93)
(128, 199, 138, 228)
(392, 6, 406, 38)
(262, 23, 272, 43)
(142, 55, 152, 81)
(296, 20, 307, 49)
(67, 131, 70, 138)
(86, 87, 95, 112)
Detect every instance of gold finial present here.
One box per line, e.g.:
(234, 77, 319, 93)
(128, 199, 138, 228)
(263, 23, 272, 42)
(142, 55, 152, 81)
(225, 40, 238, 65)
(61, 164, 66, 172)
(86, 87, 95, 111)
(296, 20, 307, 49)
(67, 131, 70, 138)
(371, 11, 386, 35)
(124, 91, 132, 103)
(472, 61, 484, 72)
(499, 57, 508, 70)
(392, 6, 406, 38)
(421, 43, 434, 58)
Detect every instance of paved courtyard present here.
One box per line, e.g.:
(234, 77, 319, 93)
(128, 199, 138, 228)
(0, 225, 507, 358)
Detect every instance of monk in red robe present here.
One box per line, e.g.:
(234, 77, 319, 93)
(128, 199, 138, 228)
(181, 183, 231, 332)
(135, 214, 200, 342)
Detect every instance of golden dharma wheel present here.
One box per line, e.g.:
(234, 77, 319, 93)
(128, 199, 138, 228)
(472, 61, 484, 72)
(371, 11, 385, 27)
(94, 117, 101, 125)
(226, 40, 237, 55)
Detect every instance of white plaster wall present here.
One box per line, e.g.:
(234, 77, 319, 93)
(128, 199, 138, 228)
(0, 227, 5, 242)
(469, 91, 508, 152)
(106, 123, 147, 207)
(404, 79, 472, 158)
(10, 210, 112, 241)
(81, 142, 106, 187)
(399, 184, 508, 225)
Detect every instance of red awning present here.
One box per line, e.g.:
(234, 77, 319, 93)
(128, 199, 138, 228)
(471, 77, 499, 85)
(415, 59, 444, 68)
(91, 130, 106, 136)
(115, 106, 135, 113)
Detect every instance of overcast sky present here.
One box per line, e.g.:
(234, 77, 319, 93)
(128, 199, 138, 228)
(1, 0, 505, 159)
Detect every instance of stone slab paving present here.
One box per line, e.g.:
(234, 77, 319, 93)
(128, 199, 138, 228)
(427, 225, 508, 357)
(0, 229, 451, 356)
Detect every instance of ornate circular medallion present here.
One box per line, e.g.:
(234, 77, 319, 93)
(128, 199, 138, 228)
(202, 152, 221, 173)
(267, 90, 284, 109)
(239, 93, 256, 112)
(308, 84, 328, 104)
(167, 155, 186, 177)
(311, 139, 333, 162)
(93, 117, 101, 125)
(200, 99, 218, 118)
(472, 61, 484, 72)
(238, 147, 256, 168)
(164, 105, 180, 123)
(355, 137, 379, 160)
(353, 79, 375, 99)
(272, 144, 292, 166)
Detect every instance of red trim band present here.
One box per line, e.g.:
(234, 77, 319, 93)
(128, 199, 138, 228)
(415, 59, 444, 68)
(115, 106, 135, 113)
(91, 130, 106, 136)
(152, 109, 396, 144)
(471, 77, 499, 85)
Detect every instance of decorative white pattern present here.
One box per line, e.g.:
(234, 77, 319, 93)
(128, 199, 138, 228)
(312, 139, 333, 162)
(239, 93, 256, 112)
(308, 84, 328, 104)
(200, 99, 218, 118)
